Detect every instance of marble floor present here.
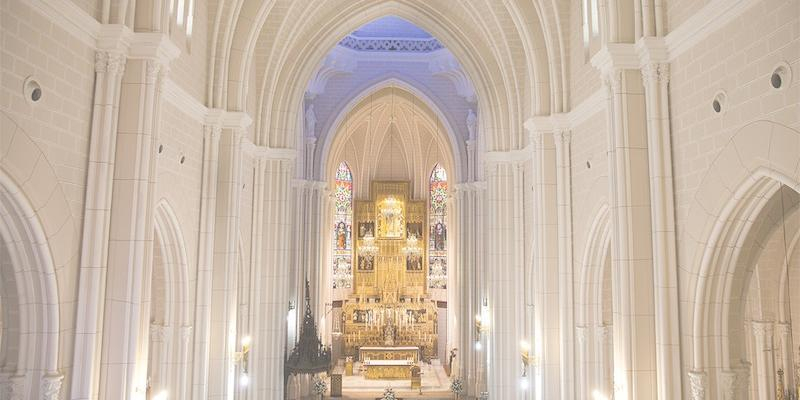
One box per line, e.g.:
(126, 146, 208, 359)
(330, 359, 453, 398)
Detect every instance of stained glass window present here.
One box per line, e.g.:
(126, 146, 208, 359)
(332, 162, 353, 288)
(428, 164, 447, 289)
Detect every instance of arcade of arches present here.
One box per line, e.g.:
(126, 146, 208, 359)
(1, 0, 799, 399)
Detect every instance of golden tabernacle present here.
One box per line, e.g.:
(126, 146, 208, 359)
(341, 181, 438, 380)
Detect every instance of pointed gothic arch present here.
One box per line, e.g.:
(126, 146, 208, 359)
(0, 172, 61, 399)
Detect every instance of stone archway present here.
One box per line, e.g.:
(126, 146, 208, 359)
(0, 172, 62, 399)
(686, 121, 800, 399)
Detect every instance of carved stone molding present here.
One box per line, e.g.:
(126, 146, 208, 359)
(5, 375, 26, 400)
(601, 70, 623, 96)
(41, 373, 64, 400)
(553, 129, 573, 146)
(688, 370, 707, 400)
(150, 323, 169, 342)
(95, 51, 126, 74)
(720, 364, 751, 400)
(596, 324, 612, 344)
(751, 320, 775, 338)
(641, 63, 670, 86)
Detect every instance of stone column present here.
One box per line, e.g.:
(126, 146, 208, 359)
(250, 157, 294, 399)
(70, 48, 126, 400)
(207, 128, 245, 400)
(596, 324, 613, 399)
(593, 49, 658, 400)
(99, 56, 172, 400)
(575, 326, 589, 399)
(554, 127, 575, 400)
(176, 325, 193, 400)
(776, 322, 795, 396)
(526, 121, 559, 400)
(484, 158, 528, 400)
(453, 182, 485, 396)
(191, 123, 221, 400)
(752, 321, 776, 400)
(639, 38, 682, 400)
(148, 323, 169, 392)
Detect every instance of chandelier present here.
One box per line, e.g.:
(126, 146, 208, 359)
(402, 234, 422, 259)
(381, 196, 402, 219)
(360, 232, 379, 257)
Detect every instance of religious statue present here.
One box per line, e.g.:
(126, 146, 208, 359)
(466, 109, 477, 140)
(383, 321, 396, 346)
(448, 348, 458, 375)
(406, 254, 422, 271)
(358, 254, 374, 271)
(335, 221, 347, 249)
(378, 197, 404, 238)
(358, 222, 375, 238)
(304, 103, 317, 137)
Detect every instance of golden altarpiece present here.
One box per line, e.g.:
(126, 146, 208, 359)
(340, 181, 438, 379)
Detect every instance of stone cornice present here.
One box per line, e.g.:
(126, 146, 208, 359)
(664, 0, 760, 60)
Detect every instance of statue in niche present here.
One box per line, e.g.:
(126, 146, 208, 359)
(304, 103, 317, 137)
(432, 221, 446, 251)
(335, 221, 348, 250)
(466, 109, 477, 140)
(358, 222, 375, 239)
(357, 254, 374, 271)
(406, 222, 422, 239)
(383, 318, 396, 346)
(406, 255, 422, 271)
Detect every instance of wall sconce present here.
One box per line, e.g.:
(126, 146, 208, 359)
(288, 301, 295, 311)
(235, 336, 252, 387)
(153, 391, 168, 400)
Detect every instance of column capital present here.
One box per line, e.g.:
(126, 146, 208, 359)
(94, 51, 126, 74)
(641, 63, 670, 86)
(41, 373, 64, 400)
(751, 320, 775, 338)
(687, 370, 707, 400)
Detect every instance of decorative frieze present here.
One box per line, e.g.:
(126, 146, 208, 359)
(339, 35, 443, 53)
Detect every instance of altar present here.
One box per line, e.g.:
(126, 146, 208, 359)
(359, 346, 420, 363)
(363, 359, 415, 380)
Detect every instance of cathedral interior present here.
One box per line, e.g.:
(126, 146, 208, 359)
(1, 0, 800, 399)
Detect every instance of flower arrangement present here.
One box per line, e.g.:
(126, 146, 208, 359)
(381, 387, 397, 400)
(450, 377, 465, 394)
(312, 376, 328, 397)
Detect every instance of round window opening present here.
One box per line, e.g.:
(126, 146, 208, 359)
(712, 90, 727, 114)
(23, 77, 42, 104)
(770, 62, 792, 90)
(771, 73, 782, 89)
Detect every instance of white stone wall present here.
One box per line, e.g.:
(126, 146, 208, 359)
(1, 0, 96, 383)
